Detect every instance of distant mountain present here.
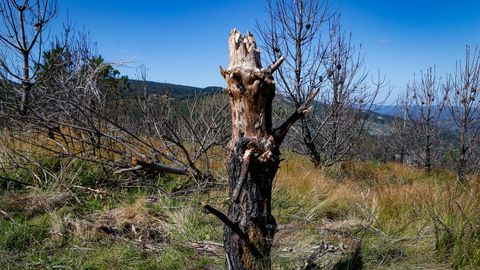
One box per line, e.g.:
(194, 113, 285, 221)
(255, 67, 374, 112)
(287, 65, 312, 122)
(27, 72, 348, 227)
(364, 110, 398, 136)
(126, 80, 223, 99)
(371, 105, 404, 117)
(372, 104, 453, 123)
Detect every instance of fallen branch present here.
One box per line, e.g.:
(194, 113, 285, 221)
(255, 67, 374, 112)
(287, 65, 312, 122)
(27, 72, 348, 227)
(113, 165, 143, 174)
(0, 208, 15, 223)
(72, 185, 107, 195)
(113, 158, 189, 176)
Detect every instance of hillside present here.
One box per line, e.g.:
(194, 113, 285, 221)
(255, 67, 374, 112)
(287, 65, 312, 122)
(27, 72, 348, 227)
(124, 79, 399, 135)
(126, 80, 223, 99)
(372, 104, 453, 124)
(2, 78, 399, 137)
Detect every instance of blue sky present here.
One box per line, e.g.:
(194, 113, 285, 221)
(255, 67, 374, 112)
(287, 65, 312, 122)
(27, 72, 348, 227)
(55, 0, 480, 102)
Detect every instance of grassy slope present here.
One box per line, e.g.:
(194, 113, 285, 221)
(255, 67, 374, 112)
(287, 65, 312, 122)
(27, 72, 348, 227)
(1, 153, 479, 269)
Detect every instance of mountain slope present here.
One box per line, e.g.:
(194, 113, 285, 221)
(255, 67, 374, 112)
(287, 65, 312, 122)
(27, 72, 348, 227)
(126, 80, 223, 99)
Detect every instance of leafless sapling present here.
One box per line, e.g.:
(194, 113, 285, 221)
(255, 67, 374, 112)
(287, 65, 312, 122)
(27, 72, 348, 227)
(446, 46, 480, 182)
(404, 67, 449, 171)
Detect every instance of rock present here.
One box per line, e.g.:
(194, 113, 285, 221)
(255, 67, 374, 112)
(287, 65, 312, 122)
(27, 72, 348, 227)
(300, 233, 362, 270)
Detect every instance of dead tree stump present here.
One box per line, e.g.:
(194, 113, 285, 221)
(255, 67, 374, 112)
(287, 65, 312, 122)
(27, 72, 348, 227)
(203, 29, 318, 270)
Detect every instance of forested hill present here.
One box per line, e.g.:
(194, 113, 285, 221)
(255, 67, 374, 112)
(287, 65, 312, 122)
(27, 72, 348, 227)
(0, 79, 223, 100)
(123, 79, 399, 135)
(126, 79, 223, 99)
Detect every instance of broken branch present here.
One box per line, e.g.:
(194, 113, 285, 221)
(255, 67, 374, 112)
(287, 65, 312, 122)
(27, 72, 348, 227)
(202, 202, 242, 236)
(202, 202, 262, 258)
(264, 55, 285, 74)
(231, 149, 253, 203)
(273, 88, 320, 144)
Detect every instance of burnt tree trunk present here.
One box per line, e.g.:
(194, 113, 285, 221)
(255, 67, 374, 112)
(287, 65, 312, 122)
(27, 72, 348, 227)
(203, 29, 318, 270)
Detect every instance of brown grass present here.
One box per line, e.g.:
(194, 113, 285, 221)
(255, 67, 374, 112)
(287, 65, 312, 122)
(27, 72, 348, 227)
(273, 156, 480, 269)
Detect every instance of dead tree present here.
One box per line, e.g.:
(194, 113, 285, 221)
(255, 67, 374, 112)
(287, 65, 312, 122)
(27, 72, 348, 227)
(257, 0, 330, 167)
(318, 24, 385, 166)
(404, 67, 448, 171)
(446, 46, 480, 182)
(202, 29, 317, 270)
(258, 0, 384, 167)
(0, 0, 59, 115)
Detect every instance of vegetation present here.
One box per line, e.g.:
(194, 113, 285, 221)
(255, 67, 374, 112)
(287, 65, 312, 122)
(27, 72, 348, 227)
(1, 146, 479, 269)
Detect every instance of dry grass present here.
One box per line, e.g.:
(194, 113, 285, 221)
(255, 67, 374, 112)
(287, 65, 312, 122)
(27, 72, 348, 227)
(0, 188, 70, 218)
(272, 156, 480, 269)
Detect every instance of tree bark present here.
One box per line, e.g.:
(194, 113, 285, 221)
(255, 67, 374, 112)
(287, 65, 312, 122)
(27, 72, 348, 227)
(203, 29, 316, 269)
(301, 118, 322, 167)
(222, 29, 279, 270)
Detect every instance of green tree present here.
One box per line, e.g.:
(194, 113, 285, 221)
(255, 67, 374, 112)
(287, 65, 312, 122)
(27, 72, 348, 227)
(36, 45, 129, 99)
